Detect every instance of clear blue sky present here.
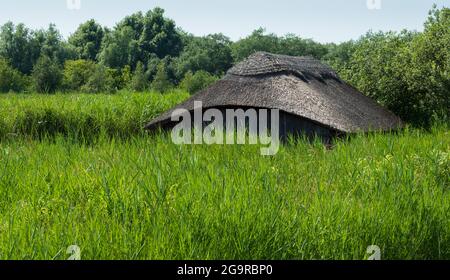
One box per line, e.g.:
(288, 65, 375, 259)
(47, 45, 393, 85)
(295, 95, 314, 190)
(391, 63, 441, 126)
(0, 0, 448, 43)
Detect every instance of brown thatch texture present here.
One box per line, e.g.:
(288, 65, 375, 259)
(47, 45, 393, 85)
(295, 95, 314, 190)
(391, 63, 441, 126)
(146, 52, 403, 133)
(228, 52, 339, 79)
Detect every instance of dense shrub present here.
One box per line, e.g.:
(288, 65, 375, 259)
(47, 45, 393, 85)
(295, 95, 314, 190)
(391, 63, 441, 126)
(98, 8, 183, 70)
(62, 59, 97, 91)
(151, 61, 173, 93)
(121, 65, 132, 89)
(0, 58, 27, 92)
(31, 55, 62, 93)
(105, 67, 125, 91)
(130, 61, 149, 91)
(332, 6, 450, 126)
(81, 64, 116, 93)
(231, 28, 329, 62)
(180, 70, 218, 94)
(175, 34, 233, 78)
(68, 19, 105, 61)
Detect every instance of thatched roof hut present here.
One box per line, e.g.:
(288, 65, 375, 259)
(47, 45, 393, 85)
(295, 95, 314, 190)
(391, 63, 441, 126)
(145, 52, 403, 140)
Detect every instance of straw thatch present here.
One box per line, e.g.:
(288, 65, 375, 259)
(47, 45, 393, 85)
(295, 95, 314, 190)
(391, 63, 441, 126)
(145, 52, 403, 134)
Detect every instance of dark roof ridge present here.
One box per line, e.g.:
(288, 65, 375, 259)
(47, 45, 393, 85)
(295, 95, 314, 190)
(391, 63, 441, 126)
(228, 52, 339, 79)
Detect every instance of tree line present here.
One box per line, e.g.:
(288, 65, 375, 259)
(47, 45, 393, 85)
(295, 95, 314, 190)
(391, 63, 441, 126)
(0, 5, 448, 126)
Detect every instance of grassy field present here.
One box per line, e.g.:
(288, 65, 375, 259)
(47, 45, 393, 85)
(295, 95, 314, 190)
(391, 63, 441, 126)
(0, 92, 449, 260)
(0, 91, 189, 141)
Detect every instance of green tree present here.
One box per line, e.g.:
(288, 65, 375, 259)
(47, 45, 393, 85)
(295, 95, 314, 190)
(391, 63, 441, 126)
(231, 28, 280, 62)
(151, 61, 173, 93)
(323, 41, 356, 77)
(120, 65, 132, 89)
(175, 33, 233, 78)
(99, 7, 183, 70)
(68, 19, 105, 61)
(180, 71, 218, 94)
(62, 59, 97, 91)
(405, 6, 450, 123)
(343, 31, 418, 118)
(0, 22, 40, 74)
(81, 64, 116, 93)
(146, 54, 161, 82)
(0, 22, 74, 74)
(38, 24, 74, 64)
(139, 7, 183, 60)
(98, 25, 140, 70)
(279, 34, 329, 59)
(31, 55, 62, 93)
(336, 7, 450, 126)
(231, 28, 329, 62)
(0, 58, 27, 92)
(130, 61, 149, 91)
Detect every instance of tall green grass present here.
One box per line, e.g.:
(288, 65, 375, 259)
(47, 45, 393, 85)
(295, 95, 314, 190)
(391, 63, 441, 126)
(0, 92, 448, 260)
(0, 128, 448, 260)
(0, 91, 189, 141)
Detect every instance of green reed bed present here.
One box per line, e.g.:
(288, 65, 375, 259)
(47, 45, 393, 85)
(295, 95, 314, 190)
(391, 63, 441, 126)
(0, 125, 448, 259)
(0, 91, 189, 141)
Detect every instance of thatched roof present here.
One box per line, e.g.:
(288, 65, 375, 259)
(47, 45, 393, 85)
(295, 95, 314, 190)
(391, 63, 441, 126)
(146, 52, 403, 133)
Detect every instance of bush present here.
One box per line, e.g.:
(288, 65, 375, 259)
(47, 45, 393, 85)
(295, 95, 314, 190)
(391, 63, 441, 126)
(151, 61, 173, 93)
(120, 65, 132, 89)
(62, 59, 97, 91)
(330, 7, 450, 127)
(231, 28, 329, 62)
(31, 55, 62, 93)
(0, 58, 27, 92)
(174, 34, 233, 78)
(63, 60, 122, 93)
(79, 65, 116, 93)
(130, 61, 149, 91)
(105, 67, 124, 91)
(180, 70, 218, 94)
